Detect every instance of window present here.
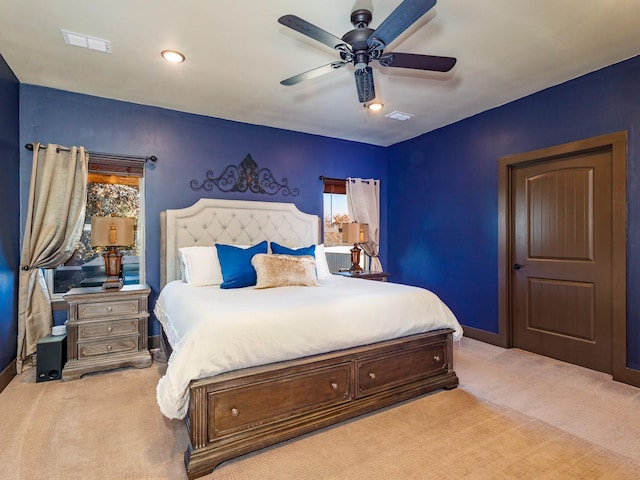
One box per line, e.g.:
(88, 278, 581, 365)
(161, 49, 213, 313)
(323, 178, 348, 248)
(46, 154, 145, 297)
(322, 177, 367, 271)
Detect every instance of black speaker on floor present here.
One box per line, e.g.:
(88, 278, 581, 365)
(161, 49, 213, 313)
(36, 334, 67, 382)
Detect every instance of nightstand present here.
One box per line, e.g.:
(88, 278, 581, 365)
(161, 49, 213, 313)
(62, 284, 152, 380)
(333, 270, 389, 282)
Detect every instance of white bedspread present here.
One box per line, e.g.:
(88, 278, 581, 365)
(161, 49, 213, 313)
(154, 275, 463, 419)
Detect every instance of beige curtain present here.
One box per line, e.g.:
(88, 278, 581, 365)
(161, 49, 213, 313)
(17, 143, 88, 373)
(346, 177, 382, 272)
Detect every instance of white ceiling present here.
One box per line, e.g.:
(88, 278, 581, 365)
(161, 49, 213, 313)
(1, 0, 639, 147)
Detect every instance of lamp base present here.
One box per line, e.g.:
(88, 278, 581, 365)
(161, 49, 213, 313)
(103, 247, 123, 277)
(102, 247, 123, 289)
(349, 244, 363, 272)
(102, 276, 123, 290)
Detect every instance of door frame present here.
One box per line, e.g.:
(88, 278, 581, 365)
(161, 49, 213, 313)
(497, 131, 635, 384)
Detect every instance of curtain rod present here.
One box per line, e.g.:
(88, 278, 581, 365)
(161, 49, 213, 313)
(25, 143, 157, 163)
(319, 176, 373, 184)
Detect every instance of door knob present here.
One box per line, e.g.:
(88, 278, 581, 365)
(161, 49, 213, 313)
(513, 263, 522, 270)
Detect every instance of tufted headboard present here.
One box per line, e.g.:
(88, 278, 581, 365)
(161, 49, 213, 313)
(160, 199, 320, 287)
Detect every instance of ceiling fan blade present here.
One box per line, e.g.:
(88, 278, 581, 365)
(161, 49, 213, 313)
(378, 52, 456, 72)
(354, 67, 376, 103)
(281, 62, 348, 86)
(278, 15, 345, 50)
(368, 0, 437, 49)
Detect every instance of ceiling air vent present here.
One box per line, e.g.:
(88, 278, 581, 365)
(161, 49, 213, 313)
(385, 111, 414, 121)
(61, 30, 111, 53)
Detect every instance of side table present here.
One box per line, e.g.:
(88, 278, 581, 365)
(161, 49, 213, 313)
(332, 271, 389, 282)
(62, 284, 152, 380)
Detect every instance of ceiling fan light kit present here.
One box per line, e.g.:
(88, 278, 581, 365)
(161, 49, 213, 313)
(366, 102, 384, 111)
(278, 0, 456, 105)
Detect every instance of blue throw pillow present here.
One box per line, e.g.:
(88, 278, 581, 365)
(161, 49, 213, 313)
(270, 242, 315, 257)
(216, 241, 268, 289)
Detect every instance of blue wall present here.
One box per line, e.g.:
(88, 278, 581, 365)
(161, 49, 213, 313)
(5, 55, 640, 374)
(18, 85, 389, 338)
(388, 55, 640, 369)
(0, 54, 20, 373)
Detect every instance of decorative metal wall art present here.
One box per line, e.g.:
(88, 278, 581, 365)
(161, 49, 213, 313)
(190, 154, 299, 197)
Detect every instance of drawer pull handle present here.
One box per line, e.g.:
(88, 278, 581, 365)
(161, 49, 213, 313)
(107, 306, 112, 312)
(107, 326, 113, 333)
(369, 372, 376, 380)
(106, 345, 112, 352)
(331, 382, 338, 391)
(231, 408, 239, 417)
(433, 355, 441, 362)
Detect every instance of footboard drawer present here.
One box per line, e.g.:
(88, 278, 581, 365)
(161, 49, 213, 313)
(211, 363, 351, 438)
(356, 341, 447, 397)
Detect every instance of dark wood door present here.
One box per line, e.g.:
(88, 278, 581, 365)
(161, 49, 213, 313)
(512, 149, 613, 373)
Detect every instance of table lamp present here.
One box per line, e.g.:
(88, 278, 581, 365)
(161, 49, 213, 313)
(90, 216, 135, 289)
(341, 222, 369, 272)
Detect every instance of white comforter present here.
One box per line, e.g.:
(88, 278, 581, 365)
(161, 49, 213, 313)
(154, 275, 463, 419)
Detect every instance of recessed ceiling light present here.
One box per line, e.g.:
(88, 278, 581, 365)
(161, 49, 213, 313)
(161, 50, 185, 63)
(367, 102, 384, 111)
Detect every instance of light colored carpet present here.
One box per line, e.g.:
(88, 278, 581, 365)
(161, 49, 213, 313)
(0, 338, 639, 479)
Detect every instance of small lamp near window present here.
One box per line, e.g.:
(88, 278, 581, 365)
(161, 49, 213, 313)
(341, 223, 369, 272)
(90, 216, 135, 289)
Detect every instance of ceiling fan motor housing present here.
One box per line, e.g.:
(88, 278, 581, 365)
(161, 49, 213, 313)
(342, 10, 375, 70)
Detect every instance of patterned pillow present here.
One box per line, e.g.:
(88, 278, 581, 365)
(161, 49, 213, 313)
(270, 242, 334, 280)
(251, 254, 319, 289)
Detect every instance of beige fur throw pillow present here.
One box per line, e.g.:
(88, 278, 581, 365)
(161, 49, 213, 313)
(251, 254, 319, 289)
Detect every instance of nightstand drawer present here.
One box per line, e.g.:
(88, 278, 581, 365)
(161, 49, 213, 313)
(78, 319, 138, 340)
(78, 336, 139, 358)
(77, 299, 139, 319)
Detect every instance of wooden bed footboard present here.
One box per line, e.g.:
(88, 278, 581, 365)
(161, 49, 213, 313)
(182, 329, 458, 479)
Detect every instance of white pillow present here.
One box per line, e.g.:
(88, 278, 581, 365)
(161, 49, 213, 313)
(314, 244, 332, 280)
(178, 246, 223, 286)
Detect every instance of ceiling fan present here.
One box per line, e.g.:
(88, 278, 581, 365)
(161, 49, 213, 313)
(278, 0, 456, 104)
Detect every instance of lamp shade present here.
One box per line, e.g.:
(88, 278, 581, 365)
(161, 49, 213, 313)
(341, 223, 369, 244)
(90, 216, 135, 247)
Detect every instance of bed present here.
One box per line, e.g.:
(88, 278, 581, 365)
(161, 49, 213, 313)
(156, 198, 462, 479)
